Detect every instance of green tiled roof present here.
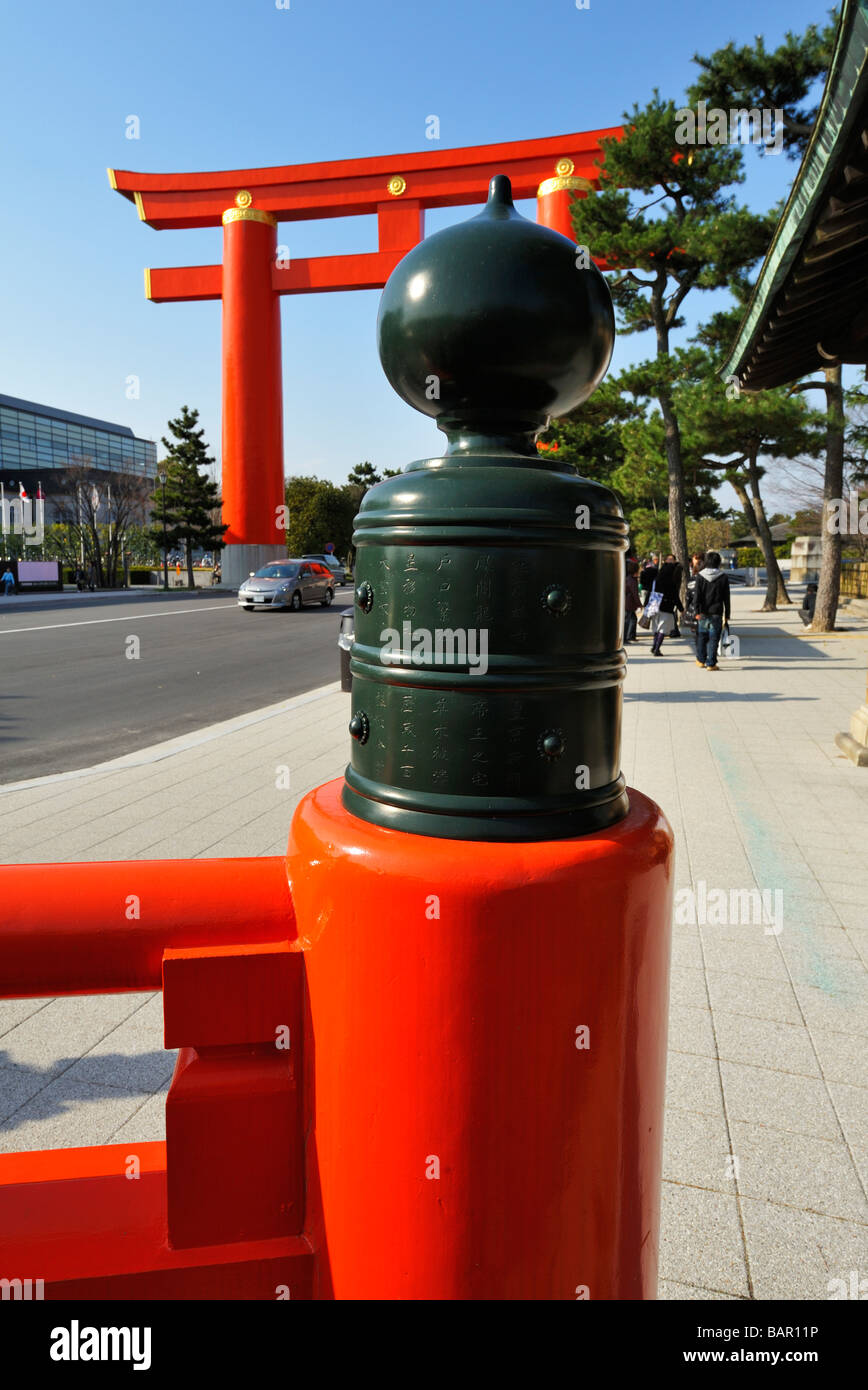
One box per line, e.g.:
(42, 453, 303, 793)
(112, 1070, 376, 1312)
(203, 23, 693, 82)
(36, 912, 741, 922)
(723, 0, 868, 389)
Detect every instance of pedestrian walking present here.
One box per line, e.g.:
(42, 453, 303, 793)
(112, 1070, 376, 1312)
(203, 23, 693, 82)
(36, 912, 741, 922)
(694, 551, 732, 671)
(639, 554, 659, 606)
(649, 560, 683, 656)
(663, 553, 684, 636)
(1, 565, 15, 597)
(74, 565, 85, 592)
(624, 557, 640, 643)
(684, 552, 704, 636)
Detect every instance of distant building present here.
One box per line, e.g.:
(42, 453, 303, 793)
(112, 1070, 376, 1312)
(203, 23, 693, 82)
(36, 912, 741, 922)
(729, 522, 792, 549)
(0, 393, 157, 523)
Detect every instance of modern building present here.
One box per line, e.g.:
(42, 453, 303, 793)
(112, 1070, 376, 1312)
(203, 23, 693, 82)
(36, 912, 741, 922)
(0, 392, 157, 523)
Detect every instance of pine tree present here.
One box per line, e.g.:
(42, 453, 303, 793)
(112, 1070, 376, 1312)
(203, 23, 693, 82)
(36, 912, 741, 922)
(536, 376, 640, 484)
(149, 407, 227, 589)
(688, 14, 839, 159)
(681, 309, 826, 607)
(689, 14, 845, 627)
(571, 93, 776, 581)
(541, 369, 724, 556)
(347, 461, 382, 490)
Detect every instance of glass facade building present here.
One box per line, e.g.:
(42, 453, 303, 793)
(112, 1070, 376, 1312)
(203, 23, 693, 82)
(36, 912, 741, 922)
(0, 393, 157, 519)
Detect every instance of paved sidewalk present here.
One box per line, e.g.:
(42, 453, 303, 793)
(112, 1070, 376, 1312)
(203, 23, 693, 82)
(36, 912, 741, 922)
(1, 588, 867, 1299)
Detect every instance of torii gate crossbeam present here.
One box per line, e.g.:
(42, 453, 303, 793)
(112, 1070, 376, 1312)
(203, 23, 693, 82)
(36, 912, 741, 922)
(110, 128, 621, 580)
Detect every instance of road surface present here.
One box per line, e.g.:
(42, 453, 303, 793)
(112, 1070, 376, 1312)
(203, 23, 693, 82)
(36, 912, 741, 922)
(0, 589, 349, 783)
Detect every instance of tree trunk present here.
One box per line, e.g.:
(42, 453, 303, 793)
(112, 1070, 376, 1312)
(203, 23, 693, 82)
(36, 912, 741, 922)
(746, 455, 791, 608)
(651, 303, 689, 600)
(811, 364, 844, 632)
(660, 393, 689, 576)
(92, 531, 104, 589)
(186, 537, 195, 590)
(729, 477, 761, 548)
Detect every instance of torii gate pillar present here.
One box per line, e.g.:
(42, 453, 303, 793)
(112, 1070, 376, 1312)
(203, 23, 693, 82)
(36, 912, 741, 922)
(220, 195, 286, 587)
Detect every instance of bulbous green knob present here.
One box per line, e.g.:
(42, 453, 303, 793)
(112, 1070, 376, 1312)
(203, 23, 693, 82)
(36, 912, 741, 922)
(377, 174, 614, 449)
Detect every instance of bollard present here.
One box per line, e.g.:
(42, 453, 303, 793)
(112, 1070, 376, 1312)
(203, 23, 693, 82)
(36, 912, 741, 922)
(288, 175, 674, 1299)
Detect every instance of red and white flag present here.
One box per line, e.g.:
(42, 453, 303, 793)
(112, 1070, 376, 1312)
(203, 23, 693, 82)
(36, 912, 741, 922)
(18, 481, 29, 501)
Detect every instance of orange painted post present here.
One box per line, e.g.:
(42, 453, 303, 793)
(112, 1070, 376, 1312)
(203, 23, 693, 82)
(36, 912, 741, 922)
(163, 942, 303, 1249)
(220, 193, 284, 552)
(291, 782, 672, 1300)
(287, 177, 674, 1300)
(536, 162, 592, 240)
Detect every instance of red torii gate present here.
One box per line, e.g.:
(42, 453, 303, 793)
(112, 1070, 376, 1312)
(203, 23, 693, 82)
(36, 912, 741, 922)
(109, 128, 620, 578)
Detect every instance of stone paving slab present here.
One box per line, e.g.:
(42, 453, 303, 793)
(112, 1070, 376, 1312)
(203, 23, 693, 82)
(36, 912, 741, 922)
(1, 588, 867, 1299)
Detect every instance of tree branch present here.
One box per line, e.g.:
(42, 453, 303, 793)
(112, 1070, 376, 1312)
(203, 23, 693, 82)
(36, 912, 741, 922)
(788, 380, 831, 396)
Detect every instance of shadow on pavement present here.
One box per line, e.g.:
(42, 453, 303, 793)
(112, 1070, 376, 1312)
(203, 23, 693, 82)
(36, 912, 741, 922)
(0, 1049, 175, 1129)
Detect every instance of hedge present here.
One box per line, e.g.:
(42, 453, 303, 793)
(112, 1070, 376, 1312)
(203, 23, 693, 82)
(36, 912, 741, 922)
(62, 567, 158, 585)
(735, 544, 790, 567)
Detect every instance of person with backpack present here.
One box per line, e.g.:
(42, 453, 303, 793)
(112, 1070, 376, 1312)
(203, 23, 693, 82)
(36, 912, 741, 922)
(694, 551, 732, 671)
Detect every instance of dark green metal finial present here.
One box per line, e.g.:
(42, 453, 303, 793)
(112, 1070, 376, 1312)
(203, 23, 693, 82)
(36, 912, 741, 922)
(343, 174, 629, 841)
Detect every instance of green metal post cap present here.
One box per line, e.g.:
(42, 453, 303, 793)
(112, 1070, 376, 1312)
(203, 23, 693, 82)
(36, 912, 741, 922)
(343, 174, 629, 842)
(377, 173, 614, 452)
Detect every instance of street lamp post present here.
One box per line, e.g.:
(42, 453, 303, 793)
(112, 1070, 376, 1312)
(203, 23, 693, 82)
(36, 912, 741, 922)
(158, 470, 168, 592)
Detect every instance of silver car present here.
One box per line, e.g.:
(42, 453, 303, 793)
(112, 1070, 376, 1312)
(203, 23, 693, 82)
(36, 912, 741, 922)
(238, 559, 334, 612)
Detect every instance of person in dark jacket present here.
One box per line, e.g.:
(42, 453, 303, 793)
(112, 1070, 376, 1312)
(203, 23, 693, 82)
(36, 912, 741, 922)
(624, 557, 641, 643)
(649, 561, 684, 656)
(694, 551, 732, 670)
(664, 553, 684, 636)
(799, 582, 818, 626)
(684, 552, 705, 633)
(639, 555, 659, 605)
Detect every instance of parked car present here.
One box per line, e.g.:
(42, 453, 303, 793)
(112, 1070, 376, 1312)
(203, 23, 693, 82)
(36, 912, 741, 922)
(338, 607, 354, 690)
(303, 553, 347, 585)
(238, 560, 334, 611)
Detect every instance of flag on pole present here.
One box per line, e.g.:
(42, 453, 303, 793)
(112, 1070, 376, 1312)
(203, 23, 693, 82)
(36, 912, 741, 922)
(19, 481, 29, 501)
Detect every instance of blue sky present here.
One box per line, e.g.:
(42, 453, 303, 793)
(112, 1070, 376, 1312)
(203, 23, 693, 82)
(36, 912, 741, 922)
(0, 0, 832, 504)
